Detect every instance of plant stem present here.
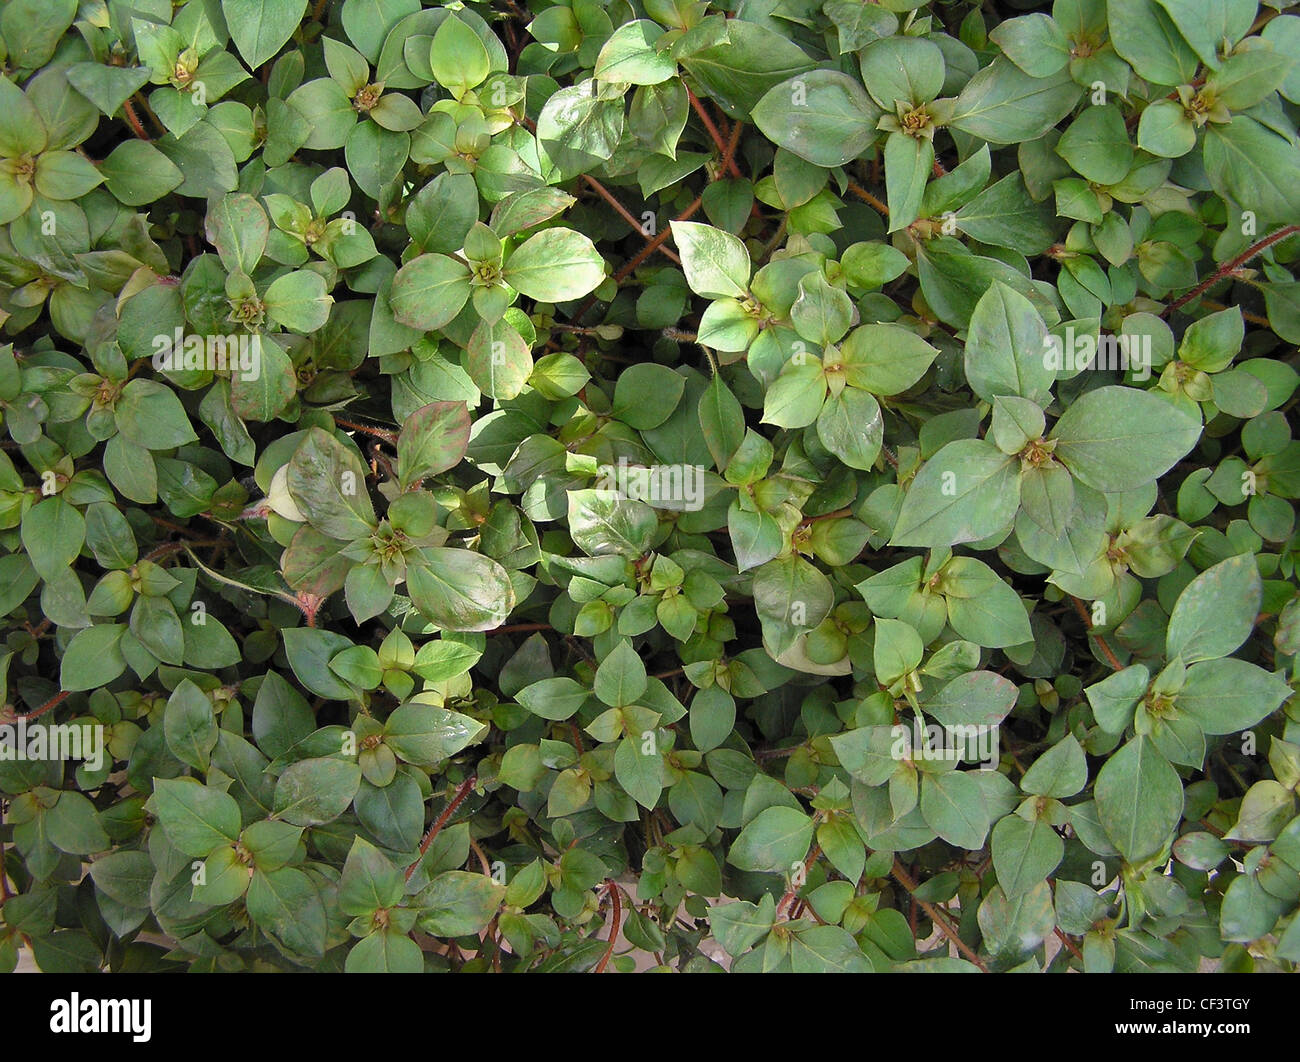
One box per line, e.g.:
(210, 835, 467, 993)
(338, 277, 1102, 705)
(582, 176, 681, 264)
(593, 880, 622, 973)
(1055, 927, 1084, 962)
(19, 690, 69, 721)
(334, 416, 398, 444)
(847, 181, 890, 217)
(1161, 225, 1300, 318)
(1069, 596, 1123, 671)
(686, 88, 743, 180)
(405, 775, 478, 882)
(122, 97, 150, 140)
(891, 858, 989, 972)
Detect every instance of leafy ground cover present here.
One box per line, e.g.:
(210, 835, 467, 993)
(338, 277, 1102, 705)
(1, 0, 1299, 973)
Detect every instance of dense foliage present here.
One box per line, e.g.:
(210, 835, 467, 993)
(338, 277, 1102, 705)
(0, 0, 1299, 974)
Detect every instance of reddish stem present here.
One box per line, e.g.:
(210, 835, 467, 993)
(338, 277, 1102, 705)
(1055, 927, 1085, 962)
(18, 691, 70, 722)
(582, 176, 681, 264)
(334, 416, 398, 444)
(593, 880, 622, 973)
(1069, 596, 1123, 671)
(1161, 224, 1300, 318)
(891, 858, 989, 972)
(122, 97, 150, 140)
(686, 88, 743, 179)
(405, 775, 478, 881)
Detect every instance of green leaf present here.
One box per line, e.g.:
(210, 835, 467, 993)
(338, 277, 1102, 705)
(1, 0, 76, 72)
(383, 703, 485, 765)
(762, 359, 827, 429)
(612, 363, 685, 430)
(116, 379, 199, 451)
(595, 639, 647, 708)
(991, 815, 1064, 897)
(1107, 0, 1199, 87)
(517, 676, 589, 721)
(163, 680, 218, 772)
(751, 70, 880, 168)
(417, 870, 504, 937)
(594, 21, 675, 86)
(430, 15, 490, 94)
(1020, 735, 1087, 798)
(341, 0, 420, 62)
(883, 132, 932, 233)
(679, 20, 815, 117)
(411, 639, 482, 683)
(1048, 387, 1201, 493)
(817, 388, 883, 471)
(246, 866, 328, 958)
(789, 924, 874, 972)
(709, 894, 776, 956)
(1203, 119, 1300, 227)
(282, 626, 358, 700)
(920, 771, 990, 848)
(728, 806, 813, 874)
(839, 324, 939, 396)
(223, 0, 308, 70)
(698, 373, 745, 470)
(615, 734, 663, 809)
(988, 14, 1071, 78)
(208, 193, 269, 275)
(21, 496, 85, 580)
(924, 671, 1019, 728)
(964, 281, 1054, 405)
(953, 174, 1057, 254)
(397, 401, 470, 489)
(977, 881, 1056, 958)
(941, 559, 1033, 648)
(60, 624, 127, 692)
(1056, 105, 1134, 186)
(89, 850, 154, 910)
(389, 253, 473, 331)
(1165, 553, 1261, 664)
(1174, 658, 1293, 736)
(503, 228, 605, 302)
(890, 439, 1020, 547)
(949, 59, 1081, 145)
(1094, 737, 1183, 864)
(407, 547, 516, 632)
(99, 139, 183, 205)
(45, 792, 109, 856)
(151, 778, 241, 857)
(264, 270, 333, 333)
(273, 757, 362, 826)
(346, 930, 424, 972)
(567, 489, 657, 559)
(1137, 99, 1197, 158)
(286, 427, 377, 540)
(670, 221, 750, 299)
